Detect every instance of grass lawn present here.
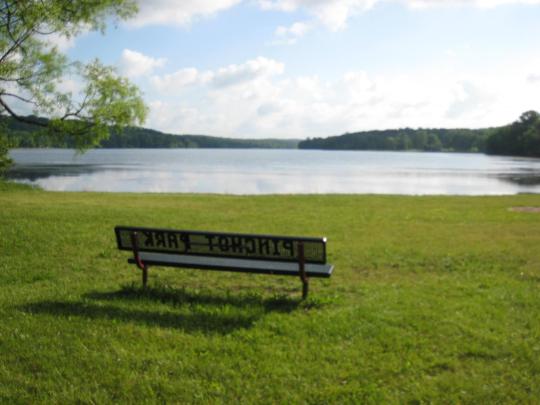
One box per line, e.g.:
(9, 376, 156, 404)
(1, 181, 539, 403)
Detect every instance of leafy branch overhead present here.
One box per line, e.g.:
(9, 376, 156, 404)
(0, 0, 148, 149)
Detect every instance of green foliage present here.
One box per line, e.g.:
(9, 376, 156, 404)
(299, 111, 540, 158)
(299, 127, 491, 152)
(1, 188, 540, 402)
(0, 115, 299, 149)
(0, 130, 11, 175)
(486, 111, 540, 157)
(0, 0, 147, 149)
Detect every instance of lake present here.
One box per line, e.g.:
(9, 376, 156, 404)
(6, 148, 540, 195)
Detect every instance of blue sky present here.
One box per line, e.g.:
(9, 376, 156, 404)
(54, 0, 540, 139)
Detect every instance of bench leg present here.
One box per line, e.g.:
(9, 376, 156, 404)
(298, 242, 309, 300)
(302, 279, 309, 300)
(131, 231, 149, 288)
(142, 265, 148, 288)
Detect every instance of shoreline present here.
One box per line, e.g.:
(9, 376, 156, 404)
(3, 179, 540, 197)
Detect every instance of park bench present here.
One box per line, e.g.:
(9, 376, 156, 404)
(114, 226, 333, 299)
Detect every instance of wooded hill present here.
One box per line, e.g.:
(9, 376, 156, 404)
(3, 111, 540, 158)
(299, 127, 494, 152)
(298, 111, 540, 158)
(1, 116, 299, 149)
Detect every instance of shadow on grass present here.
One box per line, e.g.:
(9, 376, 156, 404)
(84, 284, 301, 313)
(19, 285, 305, 334)
(21, 300, 258, 334)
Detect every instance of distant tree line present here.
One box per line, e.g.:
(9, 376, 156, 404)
(298, 111, 540, 158)
(299, 127, 493, 152)
(1, 116, 298, 150)
(3, 111, 540, 158)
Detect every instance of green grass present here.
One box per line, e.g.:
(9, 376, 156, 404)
(1, 181, 540, 403)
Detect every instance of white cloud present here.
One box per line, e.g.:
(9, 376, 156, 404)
(276, 21, 311, 37)
(212, 57, 284, 87)
(124, 0, 540, 31)
(260, 0, 377, 30)
(259, 0, 540, 30)
(528, 73, 540, 83)
(276, 21, 310, 37)
(45, 33, 77, 52)
(131, 0, 242, 27)
(445, 80, 494, 119)
(56, 78, 84, 95)
(151, 68, 204, 91)
(405, 0, 540, 8)
(119, 49, 166, 78)
(151, 57, 284, 94)
(144, 57, 540, 138)
(272, 21, 312, 45)
(40, 24, 92, 53)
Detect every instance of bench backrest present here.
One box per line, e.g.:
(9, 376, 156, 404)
(115, 226, 327, 264)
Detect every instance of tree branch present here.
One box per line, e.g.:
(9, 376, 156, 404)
(0, 95, 47, 127)
(61, 93, 89, 120)
(0, 11, 34, 63)
(0, 91, 36, 105)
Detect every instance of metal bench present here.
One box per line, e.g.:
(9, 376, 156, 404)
(114, 226, 333, 299)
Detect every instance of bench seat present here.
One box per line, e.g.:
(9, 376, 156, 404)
(129, 251, 333, 278)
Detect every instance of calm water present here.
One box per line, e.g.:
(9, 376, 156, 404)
(7, 148, 540, 195)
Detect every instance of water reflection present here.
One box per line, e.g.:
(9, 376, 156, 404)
(7, 164, 106, 181)
(7, 149, 540, 195)
(497, 173, 540, 186)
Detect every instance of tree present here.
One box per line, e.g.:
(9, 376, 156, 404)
(425, 133, 442, 151)
(0, 128, 11, 175)
(522, 116, 540, 157)
(485, 111, 540, 157)
(0, 0, 148, 174)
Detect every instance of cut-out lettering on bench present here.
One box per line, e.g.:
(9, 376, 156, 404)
(115, 226, 326, 263)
